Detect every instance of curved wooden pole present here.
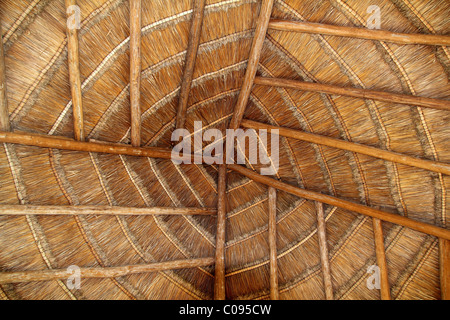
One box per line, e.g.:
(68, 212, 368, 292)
(130, 0, 142, 147)
(214, 164, 227, 300)
(241, 119, 450, 176)
(269, 187, 279, 300)
(0, 24, 10, 132)
(268, 20, 450, 46)
(175, 0, 206, 130)
(0, 205, 217, 216)
(254, 77, 450, 112)
(229, 0, 274, 130)
(0, 258, 215, 284)
(227, 164, 450, 241)
(372, 218, 391, 300)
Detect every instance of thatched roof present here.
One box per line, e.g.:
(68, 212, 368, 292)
(0, 0, 449, 300)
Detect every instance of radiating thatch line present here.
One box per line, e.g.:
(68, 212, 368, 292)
(256, 63, 337, 196)
(226, 199, 306, 248)
(145, 158, 216, 274)
(172, 165, 205, 207)
(90, 30, 253, 140)
(393, 0, 450, 62)
(2, 144, 79, 300)
(264, 35, 369, 204)
(0, 286, 7, 300)
(10, 0, 124, 125)
(227, 196, 267, 219)
(244, 212, 405, 300)
(46, 0, 256, 136)
(329, 0, 446, 226)
(276, 0, 409, 216)
(2, 0, 52, 51)
(118, 61, 248, 144)
(394, 236, 438, 299)
(225, 205, 338, 276)
(250, 92, 305, 188)
(49, 149, 142, 300)
(337, 225, 405, 299)
(194, 164, 218, 194)
(89, 153, 211, 299)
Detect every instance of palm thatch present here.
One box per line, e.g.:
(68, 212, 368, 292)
(0, 0, 449, 300)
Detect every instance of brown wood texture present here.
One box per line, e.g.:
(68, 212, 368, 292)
(0, 205, 217, 216)
(315, 201, 334, 300)
(65, 0, 85, 141)
(269, 20, 450, 46)
(130, 0, 142, 147)
(268, 187, 279, 300)
(254, 77, 450, 112)
(229, 0, 274, 130)
(0, 258, 215, 284)
(440, 238, 450, 300)
(0, 24, 10, 132)
(372, 218, 391, 300)
(241, 119, 450, 175)
(227, 164, 450, 241)
(175, 0, 206, 130)
(214, 164, 227, 300)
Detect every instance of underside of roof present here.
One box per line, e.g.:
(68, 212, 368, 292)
(0, 0, 449, 300)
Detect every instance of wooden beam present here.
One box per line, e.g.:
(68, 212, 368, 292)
(440, 238, 450, 300)
(0, 204, 217, 216)
(372, 218, 391, 300)
(0, 24, 10, 132)
(130, 0, 142, 147)
(175, 0, 206, 130)
(254, 77, 450, 112)
(268, 20, 450, 46)
(315, 201, 333, 300)
(229, 0, 274, 130)
(65, 0, 85, 141)
(227, 164, 450, 241)
(268, 187, 279, 300)
(241, 119, 450, 176)
(214, 164, 227, 300)
(0, 258, 215, 284)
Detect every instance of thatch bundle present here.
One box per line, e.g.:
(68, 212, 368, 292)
(0, 0, 449, 300)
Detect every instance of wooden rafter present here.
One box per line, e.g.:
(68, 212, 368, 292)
(175, 0, 206, 130)
(268, 187, 279, 300)
(241, 119, 450, 176)
(372, 218, 391, 300)
(214, 164, 227, 300)
(254, 77, 450, 112)
(0, 258, 215, 284)
(0, 24, 10, 132)
(268, 20, 450, 46)
(65, 0, 85, 142)
(315, 201, 333, 300)
(227, 164, 450, 241)
(130, 0, 142, 147)
(229, 0, 274, 130)
(440, 238, 450, 300)
(0, 205, 217, 216)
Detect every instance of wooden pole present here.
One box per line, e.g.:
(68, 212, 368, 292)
(227, 164, 450, 241)
(0, 204, 217, 216)
(175, 0, 206, 130)
(229, 0, 274, 130)
(214, 164, 227, 300)
(0, 131, 219, 163)
(130, 0, 142, 147)
(254, 77, 450, 112)
(241, 119, 450, 176)
(268, 20, 450, 46)
(315, 201, 333, 300)
(65, 0, 85, 142)
(268, 187, 279, 300)
(0, 258, 215, 284)
(372, 218, 391, 300)
(0, 24, 10, 132)
(440, 238, 450, 300)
